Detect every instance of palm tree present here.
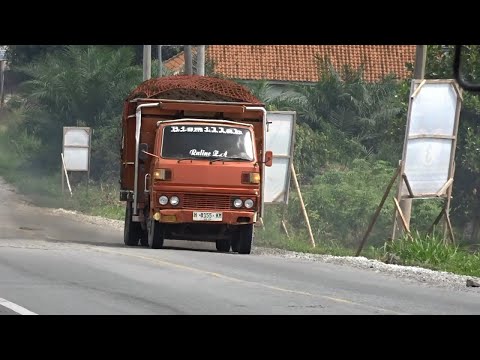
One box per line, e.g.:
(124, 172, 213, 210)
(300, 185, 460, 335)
(18, 45, 142, 128)
(273, 57, 405, 158)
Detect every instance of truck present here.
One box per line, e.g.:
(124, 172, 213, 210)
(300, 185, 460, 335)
(119, 75, 273, 254)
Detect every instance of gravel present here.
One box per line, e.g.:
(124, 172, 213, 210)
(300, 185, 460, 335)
(253, 246, 480, 292)
(49, 208, 124, 231)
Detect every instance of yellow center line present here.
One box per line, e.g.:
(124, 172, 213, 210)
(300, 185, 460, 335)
(92, 247, 409, 315)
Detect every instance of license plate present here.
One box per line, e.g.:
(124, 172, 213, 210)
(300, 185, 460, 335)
(193, 212, 223, 221)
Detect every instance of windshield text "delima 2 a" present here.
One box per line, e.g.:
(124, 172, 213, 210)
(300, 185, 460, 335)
(189, 149, 228, 157)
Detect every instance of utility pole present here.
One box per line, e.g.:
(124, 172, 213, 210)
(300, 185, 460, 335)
(414, 45, 427, 79)
(158, 45, 163, 77)
(0, 60, 5, 109)
(184, 45, 193, 75)
(197, 45, 205, 76)
(395, 45, 427, 239)
(143, 45, 151, 81)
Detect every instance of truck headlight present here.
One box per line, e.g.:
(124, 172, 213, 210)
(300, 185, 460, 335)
(170, 196, 180, 206)
(233, 199, 243, 208)
(244, 199, 254, 209)
(241, 172, 260, 184)
(154, 169, 172, 181)
(159, 195, 169, 205)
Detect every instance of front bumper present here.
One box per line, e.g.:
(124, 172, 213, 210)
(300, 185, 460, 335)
(154, 209, 257, 225)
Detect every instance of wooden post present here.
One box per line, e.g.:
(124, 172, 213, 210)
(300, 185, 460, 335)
(443, 166, 456, 245)
(61, 157, 65, 196)
(445, 211, 455, 245)
(427, 206, 446, 236)
(61, 153, 73, 197)
(355, 164, 401, 256)
(393, 197, 412, 240)
(402, 174, 415, 198)
(279, 204, 290, 238)
(291, 163, 315, 248)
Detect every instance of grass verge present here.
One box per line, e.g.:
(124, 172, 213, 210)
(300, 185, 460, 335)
(0, 131, 124, 220)
(384, 231, 480, 277)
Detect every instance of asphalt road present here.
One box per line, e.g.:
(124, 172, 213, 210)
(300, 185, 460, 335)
(1, 178, 480, 315)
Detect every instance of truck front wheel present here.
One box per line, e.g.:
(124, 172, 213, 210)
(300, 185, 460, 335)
(237, 224, 254, 254)
(216, 239, 231, 252)
(231, 237, 239, 252)
(124, 202, 143, 246)
(147, 219, 165, 249)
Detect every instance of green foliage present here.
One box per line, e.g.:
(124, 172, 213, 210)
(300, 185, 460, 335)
(88, 121, 121, 180)
(255, 205, 354, 256)
(0, 104, 44, 170)
(386, 231, 456, 266)
(292, 123, 329, 183)
(280, 159, 442, 249)
(424, 45, 480, 242)
(0, 146, 123, 219)
(287, 159, 398, 247)
(409, 199, 444, 233)
(262, 58, 409, 171)
(462, 125, 480, 173)
(385, 231, 480, 277)
(18, 45, 142, 128)
(4, 45, 66, 66)
(62, 181, 124, 220)
(7, 45, 143, 178)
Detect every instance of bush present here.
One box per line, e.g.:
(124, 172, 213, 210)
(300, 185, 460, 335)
(283, 159, 443, 248)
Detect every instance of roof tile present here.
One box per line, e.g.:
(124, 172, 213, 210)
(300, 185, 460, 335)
(165, 45, 416, 82)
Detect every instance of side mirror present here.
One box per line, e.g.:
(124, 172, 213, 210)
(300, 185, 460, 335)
(139, 143, 148, 161)
(265, 150, 273, 167)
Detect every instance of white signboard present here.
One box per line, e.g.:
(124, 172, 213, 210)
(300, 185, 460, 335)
(63, 127, 91, 171)
(401, 80, 462, 198)
(264, 111, 296, 204)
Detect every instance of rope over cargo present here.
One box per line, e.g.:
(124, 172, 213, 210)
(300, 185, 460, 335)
(126, 75, 262, 103)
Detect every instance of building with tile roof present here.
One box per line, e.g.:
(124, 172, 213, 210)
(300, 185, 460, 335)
(164, 45, 416, 84)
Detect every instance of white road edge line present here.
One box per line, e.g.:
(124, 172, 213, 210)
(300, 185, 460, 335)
(0, 298, 37, 315)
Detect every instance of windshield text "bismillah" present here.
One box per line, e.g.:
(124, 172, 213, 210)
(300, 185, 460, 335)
(170, 126, 243, 135)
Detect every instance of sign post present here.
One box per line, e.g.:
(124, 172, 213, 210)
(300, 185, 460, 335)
(392, 79, 462, 242)
(356, 79, 463, 256)
(61, 127, 92, 195)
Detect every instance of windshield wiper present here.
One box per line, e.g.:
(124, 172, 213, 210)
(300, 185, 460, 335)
(176, 157, 199, 163)
(209, 156, 251, 164)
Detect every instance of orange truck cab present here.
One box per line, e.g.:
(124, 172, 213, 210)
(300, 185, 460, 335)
(120, 76, 273, 254)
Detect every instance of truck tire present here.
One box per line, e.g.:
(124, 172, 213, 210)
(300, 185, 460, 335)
(231, 236, 239, 253)
(140, 232, 149, 247)
(216, 239, 231, 252)
(124, 202, 143, 246)
(238, 224, 253, 254)
(147, 219, 165, 249)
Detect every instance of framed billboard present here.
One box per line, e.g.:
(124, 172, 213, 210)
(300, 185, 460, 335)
(264, 111, 296, 204)
(63, 127, 91, 172)
(399, 79, 462, 199)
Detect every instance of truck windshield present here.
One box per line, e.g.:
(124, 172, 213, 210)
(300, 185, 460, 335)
(161, 125, 255, 161)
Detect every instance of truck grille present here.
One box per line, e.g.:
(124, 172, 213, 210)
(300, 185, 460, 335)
(183, 194, 231, 210)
